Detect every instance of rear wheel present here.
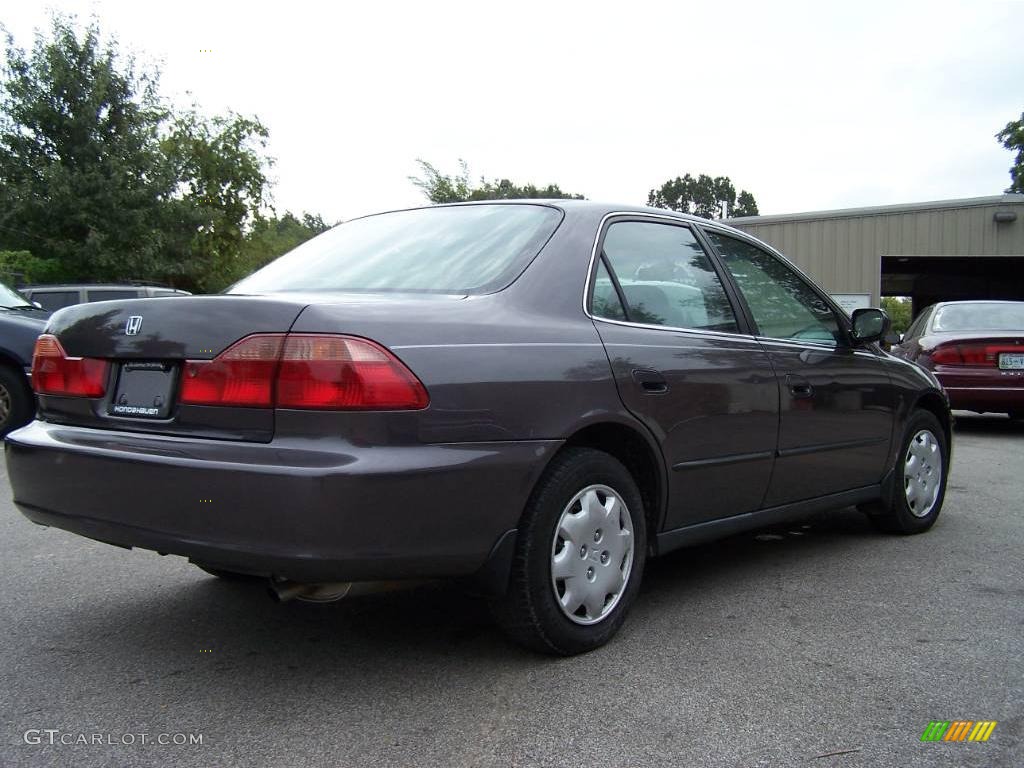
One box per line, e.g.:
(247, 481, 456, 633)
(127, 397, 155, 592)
(0, 365, 33, 437)
(864, 410, 948, 534)
(492, 448, 647, 655)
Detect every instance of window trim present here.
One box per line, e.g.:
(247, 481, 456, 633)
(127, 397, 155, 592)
(583, 213, 755, 340)
(698, 222, 856, 350)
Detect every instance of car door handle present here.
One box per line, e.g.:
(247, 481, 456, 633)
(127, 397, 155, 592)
(787, 374, 814, 399)
(632, 368, 668, 394)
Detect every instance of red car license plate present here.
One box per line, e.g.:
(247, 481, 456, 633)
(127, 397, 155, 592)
(998, 352, 1024, 370)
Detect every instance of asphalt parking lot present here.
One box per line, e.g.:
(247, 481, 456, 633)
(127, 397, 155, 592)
(0, 415, 1020, 768)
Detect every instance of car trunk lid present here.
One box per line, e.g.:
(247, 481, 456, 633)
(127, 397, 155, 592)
(36, 295, 311, 442)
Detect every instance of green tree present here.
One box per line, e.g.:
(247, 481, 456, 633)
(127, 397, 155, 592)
(881, 296, 912, 334)
(410, 159, 584, 203)
(996, 111, 1024, 193)
(0, 17, 169, 282)
(0, 249, 63, 284)
(236, 211, 331, 277)
(159, 110, 272, 290)
(647, 174, 759, 219)
(0, 16, 277, 291)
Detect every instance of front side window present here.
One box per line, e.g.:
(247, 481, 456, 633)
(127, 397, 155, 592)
(230, 204, 562, 295)
(595, 221, 738, 332)
(707, 232, 842, 346)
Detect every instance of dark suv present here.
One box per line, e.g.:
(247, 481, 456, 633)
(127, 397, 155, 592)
(0, 281, 47, 436)
(6, 202, 951, 654)
(19, 283, 190, 312)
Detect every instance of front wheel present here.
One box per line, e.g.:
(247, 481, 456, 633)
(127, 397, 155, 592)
(492, 448, 647, 655)
(864, 410, 949, 534)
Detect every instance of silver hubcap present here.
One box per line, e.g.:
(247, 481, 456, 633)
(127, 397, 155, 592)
(550, 484, 634, 625)
(904, 429, 942, 518)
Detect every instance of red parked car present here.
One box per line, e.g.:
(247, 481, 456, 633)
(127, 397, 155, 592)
(891, 300, 1024, 419)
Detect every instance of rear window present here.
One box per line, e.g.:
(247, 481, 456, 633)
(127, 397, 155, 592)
(932, 304, 1024, 332)
(229, 204, 562, 295)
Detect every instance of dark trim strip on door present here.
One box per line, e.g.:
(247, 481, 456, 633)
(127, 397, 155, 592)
(775, 436, 888, 459)
(672, 450, 775, 472)
(655, 484, 881, 555)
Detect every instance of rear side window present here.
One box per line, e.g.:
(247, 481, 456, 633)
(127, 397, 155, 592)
(230, 204, 563, 295)
(32, 291, 80, 311)
(903, 308, 931, 340)
(87, 290, 140, 302)
(595, 221, 738, 332)
(591, 261, 626, 321)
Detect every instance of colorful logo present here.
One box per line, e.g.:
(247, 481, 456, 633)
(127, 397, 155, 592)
(920, 721, 997, 742)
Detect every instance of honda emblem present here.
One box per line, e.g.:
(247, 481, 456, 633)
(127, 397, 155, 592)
(125, 316, 144, 336)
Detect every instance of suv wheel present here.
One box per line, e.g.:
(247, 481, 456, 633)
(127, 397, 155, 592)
(864, 410, 948, 534)
(492, 448, 647, 655)
(0, 366, 33, 437)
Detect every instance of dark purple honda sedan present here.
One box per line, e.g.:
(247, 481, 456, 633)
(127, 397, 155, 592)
(5, 201, 951, 654)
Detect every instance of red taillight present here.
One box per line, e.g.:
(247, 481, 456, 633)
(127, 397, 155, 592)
(31, 334, 109, 397)
(931, 341, 1024, 366)
(276, 335, 429, 410)
(179, 334, 428, 410)
(179, 335, 284, 407)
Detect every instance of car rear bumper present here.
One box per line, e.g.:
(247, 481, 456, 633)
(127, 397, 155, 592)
(5, 420, 558, 582)
(935, 369, 1024, 413)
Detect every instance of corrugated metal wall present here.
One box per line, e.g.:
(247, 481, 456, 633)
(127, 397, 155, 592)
(728, 195, 1024, 306)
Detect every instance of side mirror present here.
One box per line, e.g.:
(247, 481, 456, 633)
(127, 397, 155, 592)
(883, 331, 901, 346)
(851, 307, 890, 345)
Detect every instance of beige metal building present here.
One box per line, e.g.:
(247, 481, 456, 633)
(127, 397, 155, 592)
(729, 194, 1024, 315)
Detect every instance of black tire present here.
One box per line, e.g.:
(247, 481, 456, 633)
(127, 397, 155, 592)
(864, 410, 948, 534)
(193, 563, 258, 580)
(0, 365, 34, 437)
(491, 447, 647, 655)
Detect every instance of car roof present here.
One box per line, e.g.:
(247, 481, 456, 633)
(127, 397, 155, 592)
(349, 199, 751, 237)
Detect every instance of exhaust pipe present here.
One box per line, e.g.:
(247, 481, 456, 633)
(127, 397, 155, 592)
(268, 578, 429, 603)
(268, 580, 352, 603)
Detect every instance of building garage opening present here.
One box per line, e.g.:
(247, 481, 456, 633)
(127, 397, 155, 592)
(882, 256, 1024, 316)
(730, 194, 1024, 320)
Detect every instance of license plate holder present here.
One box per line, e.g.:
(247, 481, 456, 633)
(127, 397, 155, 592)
(109, 362, 177, 419)
(998, 352, 1024, 370)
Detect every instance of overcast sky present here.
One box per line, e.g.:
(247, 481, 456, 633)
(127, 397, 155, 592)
(4, 0, 1023, 223)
